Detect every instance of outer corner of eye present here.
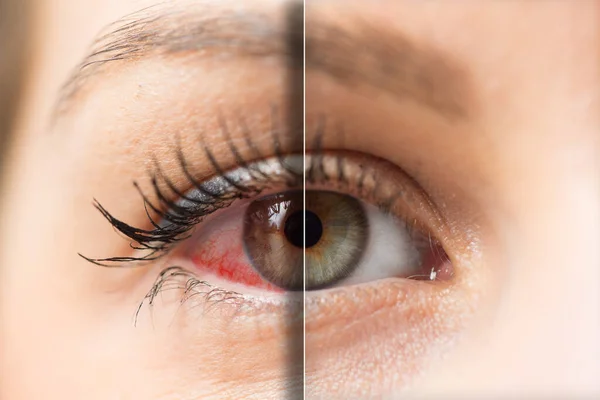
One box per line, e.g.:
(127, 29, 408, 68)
(411, 240, 456, 283)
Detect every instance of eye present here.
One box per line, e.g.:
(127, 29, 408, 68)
(81, 143, 456, 306)
(155, 152, 453, 294)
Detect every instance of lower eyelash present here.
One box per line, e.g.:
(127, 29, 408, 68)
(134, 266, 245, 326)
(135, 265, 300, 326)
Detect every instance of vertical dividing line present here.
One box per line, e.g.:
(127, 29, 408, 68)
(285, 2, 304, 399)
(302, 0, 307, 399)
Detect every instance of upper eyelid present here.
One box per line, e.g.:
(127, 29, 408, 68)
(79, 148, 304, 267)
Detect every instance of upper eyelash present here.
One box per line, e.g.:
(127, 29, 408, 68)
(79, 111, 321, 267)
(80, 109, 356, 268)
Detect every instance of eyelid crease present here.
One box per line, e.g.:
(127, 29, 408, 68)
(80, 154, 300, 268)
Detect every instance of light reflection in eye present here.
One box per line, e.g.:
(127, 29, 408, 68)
(264, 198, 291, 229)
(243, 190, 370, 291)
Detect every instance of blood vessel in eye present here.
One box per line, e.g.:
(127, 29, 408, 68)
(190, 228, 281, 291)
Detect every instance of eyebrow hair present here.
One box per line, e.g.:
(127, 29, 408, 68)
(306, 18, 472, 119)
(54, 3, 472, 121)
(54, 4, 288, 117)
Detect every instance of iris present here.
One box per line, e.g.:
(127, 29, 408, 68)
(243, 190, 369, 290)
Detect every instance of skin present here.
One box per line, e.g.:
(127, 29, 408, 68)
(1, 0, 599, 399)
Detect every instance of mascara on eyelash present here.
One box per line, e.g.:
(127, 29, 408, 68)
(79, 126, 306, 266)
(157, 155, 304, 229)
(79, 110, 417, 271)
(79, 110, 340, 267)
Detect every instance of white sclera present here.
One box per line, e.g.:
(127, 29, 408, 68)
(168, 181, 426, 290)
(336, 202, 422, 286)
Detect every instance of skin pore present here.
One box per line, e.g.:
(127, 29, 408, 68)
(1, 0, 599, 399)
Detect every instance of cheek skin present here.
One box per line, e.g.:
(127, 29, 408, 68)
(305, 278, 476, 397)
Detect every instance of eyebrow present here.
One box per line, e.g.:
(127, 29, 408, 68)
(54, 4, 288, 116)
(55, 3, 472, 121)
(306, 18, 472, 119)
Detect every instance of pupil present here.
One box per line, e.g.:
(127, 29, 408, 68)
(284, 210, 323, 248)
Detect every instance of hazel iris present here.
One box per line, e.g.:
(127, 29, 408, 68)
(243, 190, 369, 291)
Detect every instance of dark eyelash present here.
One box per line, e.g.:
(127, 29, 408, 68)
(79, 111, 324, 267)
(133, 266, 245, 326)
